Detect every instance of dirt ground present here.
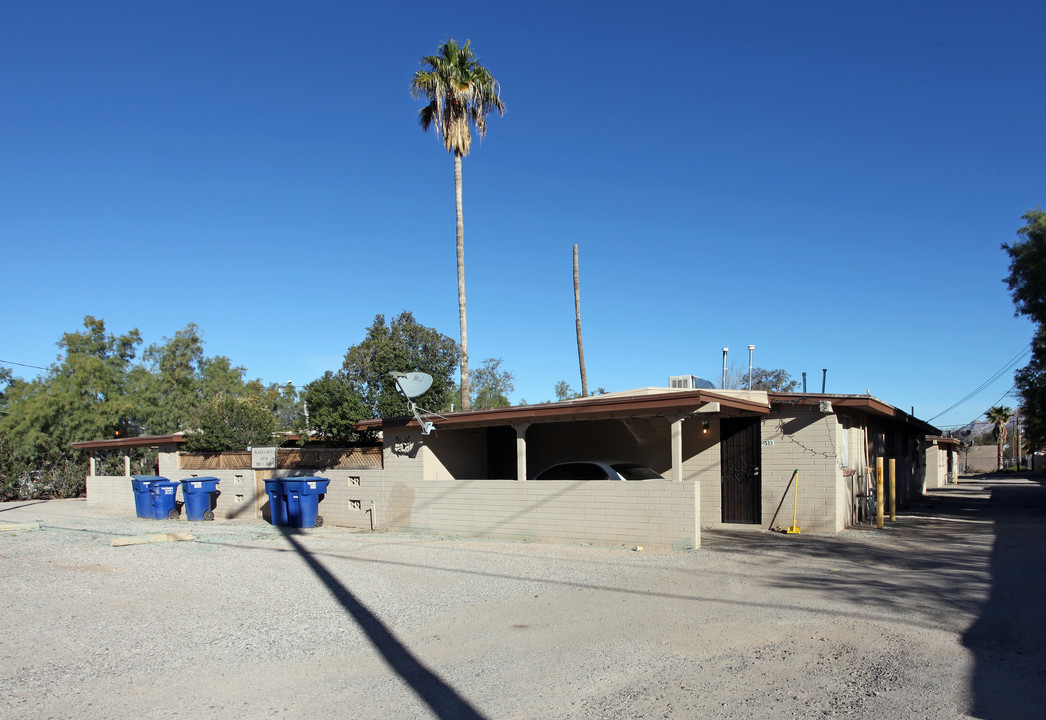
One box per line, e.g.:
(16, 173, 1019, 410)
(2, 475, 1045, 720)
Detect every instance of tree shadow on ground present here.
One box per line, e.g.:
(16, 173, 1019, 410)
(276, 527, 488, 720)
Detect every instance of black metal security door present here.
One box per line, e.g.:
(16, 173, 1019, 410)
(720, 417, 762, 523)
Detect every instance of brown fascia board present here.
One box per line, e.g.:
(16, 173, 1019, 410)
(928, 435, 962, 447)
(362, 390, 770, 432)
(768, 392, 940, 435)
(71, 434, 187, 451)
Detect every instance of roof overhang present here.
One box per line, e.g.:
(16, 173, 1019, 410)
(768, 393, 940, 435)
(361, 389, 770, 433)
(71, 434, 186, 451)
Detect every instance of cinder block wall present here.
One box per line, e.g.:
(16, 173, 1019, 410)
(377, 428, 699, 547)
(86, 475, 136, 515)
(175, 469, 258, 520)
(758, 410, 844, 533)
(376, 478, 699, 548)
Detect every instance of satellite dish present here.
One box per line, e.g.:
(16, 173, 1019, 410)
(390, 372, 433, 399)
(389, 371, 443, 435)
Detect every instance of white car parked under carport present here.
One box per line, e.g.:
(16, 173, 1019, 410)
(531, 461, 666, 481)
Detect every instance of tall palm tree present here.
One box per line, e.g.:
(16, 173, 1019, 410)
(986, 405, 1013, 471)
(410, 38, 504, 412)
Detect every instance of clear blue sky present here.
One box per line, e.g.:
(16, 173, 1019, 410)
(2, 1, 1043, 429)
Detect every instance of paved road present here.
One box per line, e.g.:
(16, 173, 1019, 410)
(2, 475, 1044, 719)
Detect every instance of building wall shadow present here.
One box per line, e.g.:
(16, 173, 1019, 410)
(962, 482, 1046, 719)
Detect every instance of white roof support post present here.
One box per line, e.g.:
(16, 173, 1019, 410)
(124, 455, 131, 477)
(670, 415, 684, 482)
(513, 423, 530, 481)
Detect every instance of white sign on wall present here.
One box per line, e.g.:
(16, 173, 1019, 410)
(252, 446, 277, 469)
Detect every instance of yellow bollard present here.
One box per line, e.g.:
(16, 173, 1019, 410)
(889, 458, 896, 522)
(876, 457, 884, 530)
(787, 471, 801, 534)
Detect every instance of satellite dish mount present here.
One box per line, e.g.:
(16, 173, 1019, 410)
(390, 372, 444, 436)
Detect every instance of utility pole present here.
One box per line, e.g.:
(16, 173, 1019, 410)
(573, 244, 588, 397)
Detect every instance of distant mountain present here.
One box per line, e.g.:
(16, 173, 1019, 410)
(951, 420, 993, 439)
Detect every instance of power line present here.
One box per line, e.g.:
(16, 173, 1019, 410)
(927, 344, 1031, 422)
(0, 359, 49, 371)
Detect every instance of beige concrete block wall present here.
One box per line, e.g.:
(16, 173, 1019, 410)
(174, 469, 258, 520)
(924, 444, 947, 490)
(964, 445, 1000, 473)
(86, 475, 137, 515)
(424, 428, 487, 480)
(378, 478, 699, 548)
(759, 411, 844, 533)
(302, 469, 386, 529)
(158, 448, 180, 477)
(684, 418, 724, 527)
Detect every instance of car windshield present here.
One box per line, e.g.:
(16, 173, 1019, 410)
(535, 463, 610, 480)
(611, 463, 663, 480)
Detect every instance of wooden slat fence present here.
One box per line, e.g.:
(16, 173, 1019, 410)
(180, 447, 382, 471)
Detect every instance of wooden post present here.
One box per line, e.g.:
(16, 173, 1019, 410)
(876, 457, 884, 529)
(889, 458, 896, 521)
(89, 455, 96, 477)
(124, 455, 131, 477)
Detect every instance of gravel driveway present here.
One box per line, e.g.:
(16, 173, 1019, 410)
(2, 475, 1044, 719)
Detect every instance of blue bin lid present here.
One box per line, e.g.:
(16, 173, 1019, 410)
(131, 475, 167, 482)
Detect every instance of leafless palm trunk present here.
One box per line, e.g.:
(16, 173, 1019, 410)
(574, 244, 587, 397)
(455, 152, 470, 410)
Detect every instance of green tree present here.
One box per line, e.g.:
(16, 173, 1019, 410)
(1, 317, 141, 461)
(1004, 209, 1046, 324)
(127, 324, 253, 435)
(299, 372, 370, 443)
(750, 368, 799, 392)
(471, 357, 514, 409)
(1004, 209, 1046, 450)
(986, 405, 1013, 471)
(0, 317, 141, 497)
(342, 312, 461, 419)
(554, 381, 582, 402)
(411, 38, 505, 412)
(1014, 329, 1046, 452)
(184, 394, 277, 452)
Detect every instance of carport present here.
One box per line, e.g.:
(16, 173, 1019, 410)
(364, 388, 771, 483)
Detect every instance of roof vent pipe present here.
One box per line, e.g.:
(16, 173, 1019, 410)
(821, 369, 827, 394)
(748, 345, 755, 390)
(722, 348, 728, 389)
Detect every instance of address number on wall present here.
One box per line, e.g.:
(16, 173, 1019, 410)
(762, 440, 775, 446)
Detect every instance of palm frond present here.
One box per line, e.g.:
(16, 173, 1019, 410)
(409, 38, 504, 157)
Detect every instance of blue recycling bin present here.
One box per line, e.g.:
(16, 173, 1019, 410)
(264, 479, 288, 526)
(148, 480, 181, 520)
(131, 475, 167, 519)
(180, 477, 220, 521)
(282, 477, 330, 528)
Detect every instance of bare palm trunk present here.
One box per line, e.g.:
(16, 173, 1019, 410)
(574, 244, 587, 397)
(455, 152, 470, 411)
(998, 426, 1007, 471)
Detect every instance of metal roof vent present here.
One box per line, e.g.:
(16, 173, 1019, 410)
(669, 375, 716, 390)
